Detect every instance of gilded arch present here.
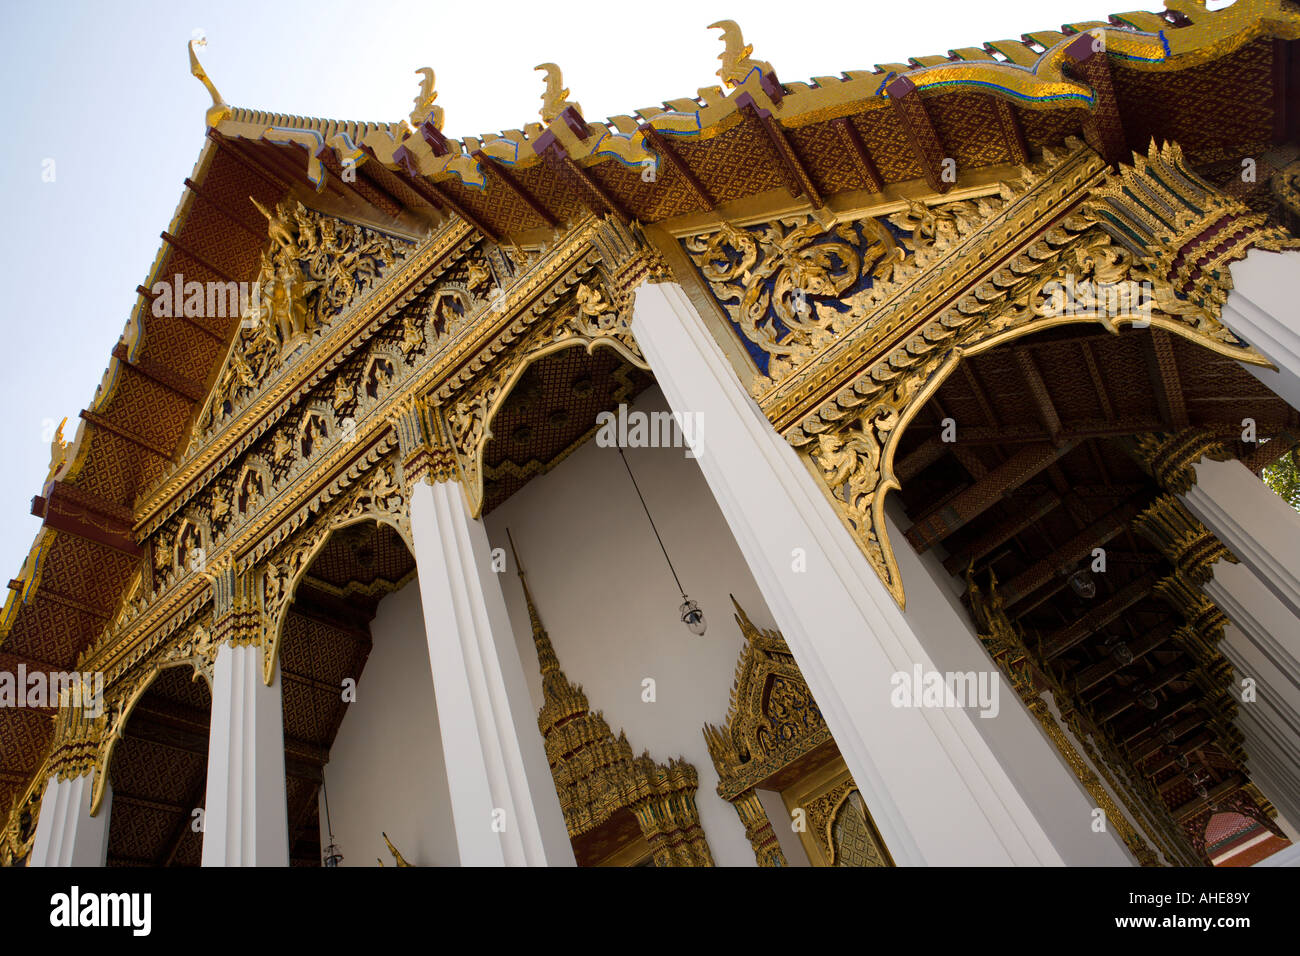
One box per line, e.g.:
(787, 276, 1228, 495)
(439, 275, 652, 517)
(682, 138, 1299, 606)
(86, 615, 217, 816)
(703, 599, 892, 866)
(258, 457, 411, 685)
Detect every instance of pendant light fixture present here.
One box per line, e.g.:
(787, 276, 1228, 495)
(322, 772, 343, 867)
(617, 447, 706, 636)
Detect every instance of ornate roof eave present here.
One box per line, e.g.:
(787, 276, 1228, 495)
(207, 0, 1300, 201)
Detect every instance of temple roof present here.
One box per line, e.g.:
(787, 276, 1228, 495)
(3, 0, 1300, 819)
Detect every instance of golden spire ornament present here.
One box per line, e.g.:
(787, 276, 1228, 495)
(535, 62, 580, 123)
(188, 34, 231, 128)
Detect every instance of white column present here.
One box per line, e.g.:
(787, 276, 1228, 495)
(409, 478, 574, 866)
(1223, 249, 1300, 412)
(29, 774, 111, 867)
(201, 642, 289, 866)
(885, 505, 1137, 864)
(632, 280, 1067, 866)
(1205, 556, 1300, 833)
(1182, 457, 1300, 621)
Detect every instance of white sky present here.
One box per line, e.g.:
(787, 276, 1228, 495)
(0, 0, 1161, 581)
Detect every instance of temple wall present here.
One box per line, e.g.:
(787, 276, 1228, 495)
(483, 385, 776, 866)
(316, 581, 459, 866)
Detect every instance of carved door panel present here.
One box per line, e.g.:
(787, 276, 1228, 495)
(781, 756, 892, 867)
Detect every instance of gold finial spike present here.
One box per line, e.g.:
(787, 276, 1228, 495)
(506, 528, 562, 677)
(409, 67, 444, 130)
(382, 831, 412, 866)
(46, 416, 69, 482)
(535, 62, 579, 123)
(188, 35, 231, 129)
(708, 19, 756, 88)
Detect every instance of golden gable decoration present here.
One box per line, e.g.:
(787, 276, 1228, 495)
(190, 200, 414, 446)
(703, 599, 891, 866)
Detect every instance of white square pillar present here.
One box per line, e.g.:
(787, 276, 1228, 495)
(408, 478, 574, 866)
(201, 641, 289, 866)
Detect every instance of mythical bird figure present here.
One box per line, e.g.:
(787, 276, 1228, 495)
(535, 62, 580, 123)
(250, 197, 298, 253)
(709, 20, 764, 88)
(409, 67, 445, 130)
(188, 36, 231, 128)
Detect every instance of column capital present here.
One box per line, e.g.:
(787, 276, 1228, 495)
(1086, 140, 1300, 320)
(392, 395, 459, 488)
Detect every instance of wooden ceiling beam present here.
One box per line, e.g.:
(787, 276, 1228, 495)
(1041, 568, 1163, 659)
(638, 123, 715, 212)
(1074, 617, 1180, 691)
(1002, 496, 1152, 611)
(832, 117, 884, 193)
(1062, 33, 1127, 166)
(160, 230, 238, 285)
(1127, 712, 1207, 762)
(110, 343, 206, 404)
(537, 139, 630, 223)
(886, 74, 951, 194)
(1015, 350, 1062, 442)
(896, 416, 1165, 481)
(209, 130, 293, 192)
(1094, 656, 1190, 722)
(133, 286, 229, 347)
(311, 145, 409, 220)
(79, 409, 176, 464)
(738, 98, 824, 207)
(473, 151, 559, 228)
(905, 441, 1077, 553)
(943, 490, 1061, 575)
(387, 153, 500, 243)
(1080, 339, 1116, 421)
(1116, 688, 1202, 743)
(1141, 728, 1216, 775)
(994, 98, 1029, 165)
(1174, 772, 1246, 821)
(1146, 329, 1190, 430)
(182, 177, 266, 242)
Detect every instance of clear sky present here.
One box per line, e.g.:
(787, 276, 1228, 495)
(0, 0, 1157, 582)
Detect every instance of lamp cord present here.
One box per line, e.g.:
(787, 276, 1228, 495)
(617, 447, 686, 600)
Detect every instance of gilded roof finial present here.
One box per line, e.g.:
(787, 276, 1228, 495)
(380, 831, 413, 866)
(708, 20, 768, 88)
(409, 67, 445, 131)
(534, 62, 580, 123)
(188, 34, 231, 129)
(45, 417, 68, 483)
(506, 528, 563, 680)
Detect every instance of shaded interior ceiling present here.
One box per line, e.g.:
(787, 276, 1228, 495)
(280, 519, 415, 866)
(891, 324, 1298, 842)
(107, 666, 211, 867)
(481, 344, 655, 515)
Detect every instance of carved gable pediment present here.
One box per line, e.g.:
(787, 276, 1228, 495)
(188, 201, 414, 451)
(704, 598, 830, 800)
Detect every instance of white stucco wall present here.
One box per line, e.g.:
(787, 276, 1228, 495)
(317, 580, 459, 866)
(482, 385, 777, 867)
